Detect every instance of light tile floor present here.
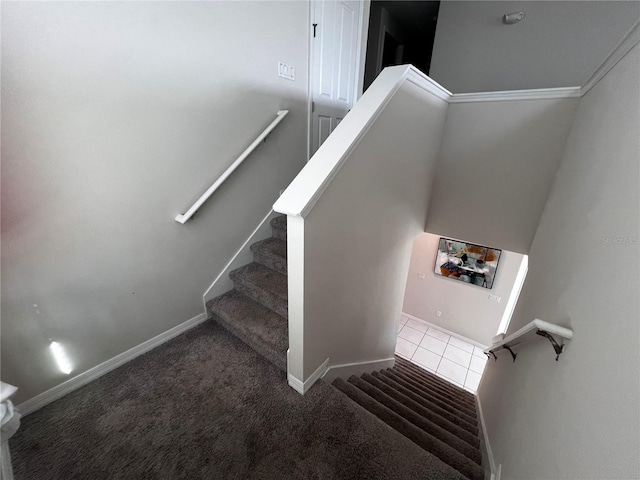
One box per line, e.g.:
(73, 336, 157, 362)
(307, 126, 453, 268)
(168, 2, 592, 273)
(396, 315, 488, 393)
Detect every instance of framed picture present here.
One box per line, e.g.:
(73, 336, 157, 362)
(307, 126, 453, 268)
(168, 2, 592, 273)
(434, 238, 501, 289)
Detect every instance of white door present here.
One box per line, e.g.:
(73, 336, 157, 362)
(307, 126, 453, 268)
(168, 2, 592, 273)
(310, 0, 361, 156)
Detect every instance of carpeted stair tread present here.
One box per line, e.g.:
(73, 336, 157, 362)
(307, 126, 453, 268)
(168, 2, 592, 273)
(207, 290, 287, 371)
(396, 356, 476, 402)
(392, 364, 477, 409)
(229, 262, 288, 318)
(370, 371, 479, 443)
(270, 215, 287, 241)
(391, 367, 478, 418)
(333, 378, 484, 480)
(250, 237, 287, 275)
(358, 374, 482, 463)
(395, 359, 477, 404)
(393, 363, 477, 412)
(382, 370, 478, 427)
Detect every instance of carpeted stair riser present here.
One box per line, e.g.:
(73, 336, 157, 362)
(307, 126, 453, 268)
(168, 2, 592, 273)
(395, 361, 477, 406)
(382, 370, 478, 426)
(396, 357, 476, 403)
(392, 364, 478, 414)
(370, 371, 479, 443)
(333, 378, 484, 480)
(229, 262, 288, 318)
(390, 368, 478, 419)
(395, 356, 476, 396)
(395, 359, 477, 405)
(375, 371, 477, 436)
(378, 370, 477, 433)
(392, 367, 477, 419)
(270, 215, 287, 241)
(250, 237, 287, 275)
(207, 290, 287, 371)
(360, 374, 481, 457)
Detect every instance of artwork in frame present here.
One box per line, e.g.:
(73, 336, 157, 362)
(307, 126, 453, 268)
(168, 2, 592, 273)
(434, 238, 501, 289)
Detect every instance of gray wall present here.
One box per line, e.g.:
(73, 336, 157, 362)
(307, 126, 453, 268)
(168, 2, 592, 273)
(403, 233, 525, 346)
(1, 1, 309, 404)
(301, 79, 448, 376)
(430, 1, 640, 93)
(478, 42, 640, 479)
(426, 97, 579, 254)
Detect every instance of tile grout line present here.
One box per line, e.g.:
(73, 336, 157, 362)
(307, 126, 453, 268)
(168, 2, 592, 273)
(397, 318, 482, 392)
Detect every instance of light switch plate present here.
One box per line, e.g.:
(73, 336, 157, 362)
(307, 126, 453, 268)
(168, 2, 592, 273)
(278, 62, 295, 81)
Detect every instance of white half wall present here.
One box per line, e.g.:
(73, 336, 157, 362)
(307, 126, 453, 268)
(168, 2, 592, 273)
(275, 67, 449, 382)
(403, 233, 526, 346)
(478, 42, 640, 479)
(425, 96, 579, 253)
(301, 79, 447, 379)
(1, 1, 309, 404)
(430, 1, 640, 93)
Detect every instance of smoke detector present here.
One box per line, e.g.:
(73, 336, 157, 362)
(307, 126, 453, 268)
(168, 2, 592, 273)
(503, 12, 525, 24)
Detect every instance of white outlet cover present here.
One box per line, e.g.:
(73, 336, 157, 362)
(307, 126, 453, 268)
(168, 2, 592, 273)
(489, 294, 502, 303)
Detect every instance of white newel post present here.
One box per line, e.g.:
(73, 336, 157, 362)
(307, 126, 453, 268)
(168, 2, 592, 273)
(1, 382, 21, 480)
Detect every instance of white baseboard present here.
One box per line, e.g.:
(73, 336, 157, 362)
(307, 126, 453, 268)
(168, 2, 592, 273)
(322, 357, 396, 383)
(17, 312, 209, 416)
(202, 209, 279, 308)
(287, 357, 329, 395)
(1, 441, 14, 480)
(476, 394, 498, 479)
(401, 312, 488, 350)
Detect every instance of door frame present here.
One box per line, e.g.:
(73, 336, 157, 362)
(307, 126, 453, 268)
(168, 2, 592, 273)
(306, 0, 370, 161)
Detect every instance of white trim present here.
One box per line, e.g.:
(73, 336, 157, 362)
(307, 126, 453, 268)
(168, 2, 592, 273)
(449, 86, 582, 103)
(476, 394, 497, 478)
(581, 18, 640, 96)
(355, 1, 371, 100)
(497, 255, 528, 335)
(322, 356, 395, 383)
(17, 312, 208, 416)
(1, 441, 14, 480)
(275, 65, 433, 218)
(405, 70, 452, 101)
(202, 209, 278, 308)
(401, 311, 489, 350)
(306, 0, 313, 161)
(287, 357, 329, 395)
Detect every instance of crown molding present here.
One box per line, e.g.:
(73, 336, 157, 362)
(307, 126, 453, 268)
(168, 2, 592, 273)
(449, 87, 582, 104)
(581, 18, 640, 96)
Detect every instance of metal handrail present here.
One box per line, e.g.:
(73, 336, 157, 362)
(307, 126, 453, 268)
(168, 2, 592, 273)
(175, 110, 289, 224)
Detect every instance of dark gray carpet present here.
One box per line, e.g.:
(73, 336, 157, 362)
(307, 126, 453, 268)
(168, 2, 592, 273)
(332, 357, 485, 480)
(10, 322, 467, 480)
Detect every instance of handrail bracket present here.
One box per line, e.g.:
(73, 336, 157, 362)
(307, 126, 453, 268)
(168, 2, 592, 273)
(503, 345, 517, 362)
(535, 329, 564, 361)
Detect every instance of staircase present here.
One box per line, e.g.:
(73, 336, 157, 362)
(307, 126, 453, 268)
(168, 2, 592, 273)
(333, 355, 485, 480)
(207, 214, 289, 371)
(207, 215, 485, 480)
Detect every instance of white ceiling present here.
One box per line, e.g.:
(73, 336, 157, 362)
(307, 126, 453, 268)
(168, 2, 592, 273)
(429, 1, 640, 93)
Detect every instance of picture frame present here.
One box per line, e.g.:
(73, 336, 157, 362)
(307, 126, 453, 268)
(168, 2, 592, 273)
(434, 237, 501, 289)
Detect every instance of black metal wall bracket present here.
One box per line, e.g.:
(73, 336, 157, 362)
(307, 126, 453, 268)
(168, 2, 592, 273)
(535, 329, 564, 361)
(486, 351, 497, 361)
(503, 345, 517, 362)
